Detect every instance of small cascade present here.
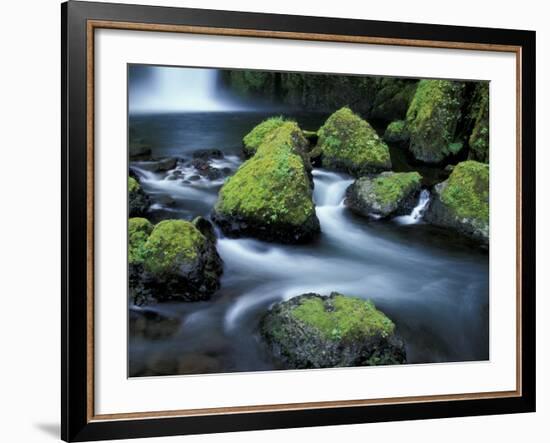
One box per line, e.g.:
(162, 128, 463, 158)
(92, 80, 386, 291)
(394, 189, 431, 225)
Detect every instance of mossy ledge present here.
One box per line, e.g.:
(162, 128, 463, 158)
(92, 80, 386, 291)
(129, 219, 223, 303)
(425, 160, 489, 243)
(345, 171, 422, 219)
(405, 79, 465, 163)
(316, 107, 392, 176)
(467, 82, 489, 163)
(260, 292, 406, 369)
(213, 122, 320, 244)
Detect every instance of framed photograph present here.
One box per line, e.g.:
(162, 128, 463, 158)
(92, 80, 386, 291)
(61, 1, 536, 441)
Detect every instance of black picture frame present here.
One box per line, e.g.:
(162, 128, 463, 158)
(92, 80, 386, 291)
(61, 1, 536, 441)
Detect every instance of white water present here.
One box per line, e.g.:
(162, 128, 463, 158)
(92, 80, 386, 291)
(129, 67, 246, 113)
(393, 189, 431, 225)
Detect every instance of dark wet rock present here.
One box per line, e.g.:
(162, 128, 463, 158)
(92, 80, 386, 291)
(129, 141, 152, 160)
(132, 157, 177, 172)
(129, 177, 150, 217)
(190, 158, 223, 180)
(425, 160, 489, 243)
(345, 171, 422, 218)
(260, 292, 406, 369)
(192, 216, 217, 244)
(192, 148, 224, 160)
(144, 352, 221, 376)
(213, 122, 320, 244)
(129, 308, 181, 340)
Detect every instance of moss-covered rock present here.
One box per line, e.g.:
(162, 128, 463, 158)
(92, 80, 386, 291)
(129, 176, 150, 217)
(370, 78, 418, 122)
(467, 82, 489, 163)
(131, 219, 223, 302)
(129, 217, 153, 265)
(383, 120, 409, 143)
(316, 107, 392, 176)
(405, 79, 466, 163)
(260, 292, 406, 369)
(213, 122, 320, 243)
(242, 116, 286, 157)
(425, 160, 489, 243)
(345, 171, 422, 218)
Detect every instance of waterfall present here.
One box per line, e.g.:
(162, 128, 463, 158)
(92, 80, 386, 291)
(394, 189, 431, 225)
(129, 66, 245, 113)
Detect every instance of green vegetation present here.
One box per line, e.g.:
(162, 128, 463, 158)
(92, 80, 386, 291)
(128, 177, 140, 193)
(317, 107, 392, 175)
(440, 160, 489, 223)
(142, 220, 206, 276)
(128, 217, 153, 265)
(291, 293, 395, 341)
(371, 172, 422, 206)
(216, 122, 315, 226)
(383, 120, 409, 143)
(242, 116, 286, 157)
(370, 78, 417, 121)
(405, 80, 465, 163)
(468, 82, 489, 163)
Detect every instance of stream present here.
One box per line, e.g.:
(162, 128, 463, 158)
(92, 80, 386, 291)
(128, 111, 489, 377)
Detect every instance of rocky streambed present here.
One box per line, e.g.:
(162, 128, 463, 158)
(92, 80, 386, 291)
(128, 79, 489, 376)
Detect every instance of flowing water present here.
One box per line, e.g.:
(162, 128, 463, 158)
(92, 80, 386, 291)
(128, 111, 489, 377)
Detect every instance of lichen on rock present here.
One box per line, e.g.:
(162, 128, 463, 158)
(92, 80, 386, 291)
(425, 160, 489, 243)
(405, 79, 465, 163)
(345, 171, 422, 218)
(260, 292, 406, 369)
(316, 107, 392, 176)
(213, 121, 320, 243)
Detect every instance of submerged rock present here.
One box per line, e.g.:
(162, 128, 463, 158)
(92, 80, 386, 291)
(129, 219, 223, 303)
(345, 171, 422, 218)
(261, 293, 406, 369)
(242, 116, 287, 157)
(425, 160, 489, 243)
(405, 79, 465, 163)
(213, 122, 320, 243)
(129, 177, 150, 217)
(316, 107, 392, 176)
(129, 307, 181, 340)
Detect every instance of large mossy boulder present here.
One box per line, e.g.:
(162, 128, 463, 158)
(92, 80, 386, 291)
(242, 116, 286, 157)
(425, 160, 489, 243)
(129, 219, 223, 303)
(213, 122, 320, 243)
(129, 177, 150, 217)
(405, 79, 465, 163)
(467, 82, 489, 163)
(260, 293, 406, 369)
(345, 171, 422, 218)
(370, 78, 418, 122)
(316, 107, 392, 176)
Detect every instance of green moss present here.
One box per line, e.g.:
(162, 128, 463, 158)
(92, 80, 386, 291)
(406, 80, 465, 163)
(142, 220, 206, 276)
(128, 176, 140, 193)
(216, 122, 314, 226)
(371, 172, 422, 206)
(440, 160, 489, 223)
(383, 120, 409, 142)
(468, 82, 489, 163)
(370, 78, 417, 121)
(291, 293, 395, 341)
(317, 107, 391, 175)
(242, 116, 286, 156)
(128, 217, 153, 265)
